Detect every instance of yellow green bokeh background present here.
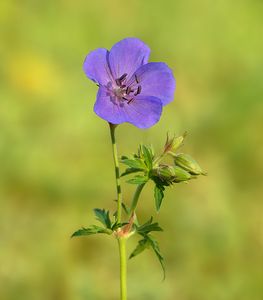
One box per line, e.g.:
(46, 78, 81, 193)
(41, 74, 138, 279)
(1, 1, 263, 299)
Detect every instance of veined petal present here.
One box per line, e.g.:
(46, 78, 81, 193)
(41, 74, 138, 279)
(132, 62, 176, 105)
(122, 96, 162, 129)
(83, 48, 112, 85)
(94, 87, 126, 124)
(109, 38, 150, 79)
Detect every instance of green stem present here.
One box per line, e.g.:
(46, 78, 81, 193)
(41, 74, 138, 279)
(129, 183, 146, 215)
(118, 237, 127, 300)
(109, 123, 127, 300)
(109, 123, 122, 223)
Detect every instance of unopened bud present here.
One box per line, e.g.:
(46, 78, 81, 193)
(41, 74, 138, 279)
(152, 165, 192, 184)
(173, 166, 192, 182)
(157, 165, 175, 179)
(174, 153, 204, 175)
(163, 133, 186, 155)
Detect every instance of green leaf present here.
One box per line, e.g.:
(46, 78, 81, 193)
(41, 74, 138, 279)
(121, 158, 146, 170)
(136, 217, 163, 235)
(121, 167, 142, 177)
(94, 208, 111, 229)
(141, 145, 153, 169)
(127, 175, 148, 185)
(121, 202, 130, 215)
(129, 237, 151, 259)
(120, 155, 128, 160)
(111, 221, 128, 231)
(147, 235, 166, 279)
(129, 234, 165, 279)
(154, 185, 165, 212)
(71, 225, 112, 237)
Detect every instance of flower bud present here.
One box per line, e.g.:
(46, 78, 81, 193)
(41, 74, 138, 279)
(174, 153, 204, 175)
(173, 166, 192, 182)
(163, 132, 186, 155)
(157, 165, 175, 179)
(152, 165, 192, 184)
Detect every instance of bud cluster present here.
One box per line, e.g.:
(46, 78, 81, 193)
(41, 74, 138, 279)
(120, 133, 205, 212)
(151, 134, 205, 187)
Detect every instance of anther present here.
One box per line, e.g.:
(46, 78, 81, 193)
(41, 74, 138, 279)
(120, 84, 126, 88)
(118, 73, 128, 82)
(126, 87, 134, 95)
(115, 79, 121, 86)
(135, 74, 139, 83)
(134, 85, 141, 96)
(122, 97, 128, 100)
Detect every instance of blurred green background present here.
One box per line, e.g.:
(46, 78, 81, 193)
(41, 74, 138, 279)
(1, 0, 263, 299)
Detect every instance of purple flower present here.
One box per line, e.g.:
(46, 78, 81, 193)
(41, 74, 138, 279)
(83, 38, 175, 129)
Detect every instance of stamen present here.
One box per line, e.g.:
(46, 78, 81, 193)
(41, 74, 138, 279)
(118, 73, 128, 82)
(128, 98, 134, 104)
(115, 79, 121, 86)
(135, 74, 139, 83)
(134, 85, 141, 96)
(126, 87, 134, 95)
(116, 73, 128, 86)
(120, 84, 126, 88)
(122, 97, 128, 100)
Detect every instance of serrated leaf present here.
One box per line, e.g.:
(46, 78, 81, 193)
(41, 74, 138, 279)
(129, 234, 165, 279)
(94, 208, 111, 229)
(136, 217, 163, 235)
(129, 237, 151, 259)
(121, 158, 146, 170)
(154, 185, 165, 212)
(121, 167, 142, 177)
(127, 175, 148, 185)
(71, 225, 111, 237)
(147, 235, 165, 279)
(141, 145, 153, 169)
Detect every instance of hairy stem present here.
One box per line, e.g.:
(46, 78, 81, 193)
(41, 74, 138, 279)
(109, 123, 127, 300)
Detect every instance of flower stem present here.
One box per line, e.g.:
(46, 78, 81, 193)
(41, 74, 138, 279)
(109, 123, 127, 300)
(118, 237, 127, 300)
(129, 183, 145, 215)
(109, 123, 122, 223)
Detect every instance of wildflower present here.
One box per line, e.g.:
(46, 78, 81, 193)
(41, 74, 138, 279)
(83, 38, 175, 128)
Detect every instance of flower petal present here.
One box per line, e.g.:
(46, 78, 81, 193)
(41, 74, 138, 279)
(94, 87, 126, 124)
(122, 96, 163, 129)
(83, 48, 112, 85)
(132, 62, 175, 105)
(94, 87, 162, 128)
(108, 38, 150, 79)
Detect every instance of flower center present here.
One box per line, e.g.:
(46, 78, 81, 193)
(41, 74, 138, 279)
(110, 73, 142, 105)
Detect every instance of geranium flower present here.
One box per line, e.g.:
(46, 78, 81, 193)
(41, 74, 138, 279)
(83, 38, 175, 128)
